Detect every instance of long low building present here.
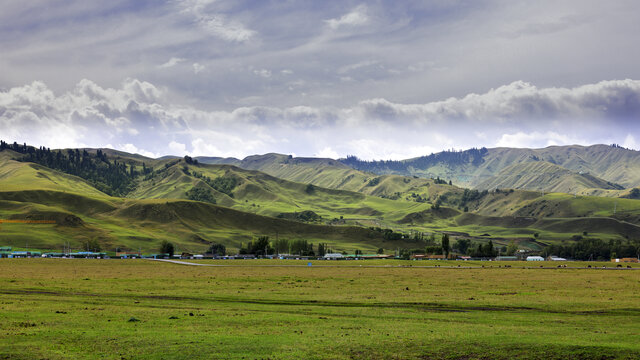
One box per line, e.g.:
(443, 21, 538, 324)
(526, 256, 545, 261)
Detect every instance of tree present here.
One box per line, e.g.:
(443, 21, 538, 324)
(84, 238, 101, 252)
(317, 243, 326, 257)
(160, 240, 175, 257)
(207, 243, 226, 256)
(241, 236, 273, 256)
(454, 239, 470, 255)
(441, 234, 450, 258)
(186, 187, 216, 204)
(431, 197, 442, 210)
(506, 241, 518, 256)
(377, 248, 384, 254)
(483, 240, 495, 257)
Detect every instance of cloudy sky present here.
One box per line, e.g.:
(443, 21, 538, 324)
(1, 0, 639, 160)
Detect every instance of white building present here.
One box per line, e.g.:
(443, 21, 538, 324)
(526, 256, 545, 261)
(547, 256, 567, 261)
(323, 253, 344, 260)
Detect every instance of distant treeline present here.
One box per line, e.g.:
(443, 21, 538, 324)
(238, 236, 331, 257)
(544, 237, 639, 261)
(340, 147, 488, 174)
(0, 140, 149, 196)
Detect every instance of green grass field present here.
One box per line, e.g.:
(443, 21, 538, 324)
(1, 259, 639, 359)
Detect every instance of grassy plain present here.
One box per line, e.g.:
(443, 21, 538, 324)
(0, 259, 639, 359)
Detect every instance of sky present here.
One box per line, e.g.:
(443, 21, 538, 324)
(1, 0, 640, 160)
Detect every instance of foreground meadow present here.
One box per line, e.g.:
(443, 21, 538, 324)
(0, 259, 639, 359)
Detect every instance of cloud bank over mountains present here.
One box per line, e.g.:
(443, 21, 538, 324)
(1, 1, 639, 159)
(2, 78, 639, 159)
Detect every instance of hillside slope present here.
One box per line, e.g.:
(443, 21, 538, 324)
(197, 153, 461, 201)
(340, 145, 640, 189)
(475, 161, 624, 193)
(129, 160, 435, 223)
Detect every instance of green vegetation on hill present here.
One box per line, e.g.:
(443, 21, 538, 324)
(338, 144, 640, 190)
(476, 161, 624, 193)
(1, 140, 143, 196)
(3, 141, 640, 256)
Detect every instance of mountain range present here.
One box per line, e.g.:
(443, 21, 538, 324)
(1, 141, 639, 255)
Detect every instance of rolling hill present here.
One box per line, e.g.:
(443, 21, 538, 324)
(340, 144, 640, 190)
(475, 161, 624, 194)
(2, 142, 640, 256)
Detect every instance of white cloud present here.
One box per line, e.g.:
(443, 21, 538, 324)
(117, 143, 158, 158)
(180, 1, 256, 42)
(496, 131, 585, 148)
(253, 69, 272, 78)
(158, 57, 186, 69)
(326, 5, 369, 30)
(623, 134, 638, 150)
(168, 141, 187, 155)
(193, 63, 206, 74)
(315, 147, 339, 159)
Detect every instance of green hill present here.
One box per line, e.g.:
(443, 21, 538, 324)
(3, 142, 640, 256)
(0, 188, 408, 254)
(197, 153, 461, 202)
(476, 161, 624, 194)
(340, 144, 640, 189)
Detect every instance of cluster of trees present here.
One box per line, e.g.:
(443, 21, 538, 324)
(239, 236, 273, 256)
(544, 238, 639, 261)
(276, 210, 322, 223)
(366, 177, 381, 186)
(160, 240, 175, 256)
(341, 148, 488, 174)
(239, 236, 330, 257)
(1, 140, 146, 196)
(187, 169, 238, 197)
(368, 227, 405, 241)
(432, 177, 450, 185)
(183, 156, 199, 165)
(624, 188, 640, 199)
(83, 238, 102, 252)
(467, 240, 497, 257)
(396, 234, 497, 259)
(207, 243, 226, 256)
(185, 187, 216, 204)
(459, 189, 488, 208)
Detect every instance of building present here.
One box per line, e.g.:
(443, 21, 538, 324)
(323, 253, 344, 260)
(142, 254, 170, 259)
(9, 251, 41, 258)
(42, 252, 65, 258)
(547, 256, 567, 261)
(612, 258, 639, 263)
(495, 256, 519, 261)
(116, 251, 141, 258)
(69, 252, 106, 258)
(526, 256, 545, 261)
